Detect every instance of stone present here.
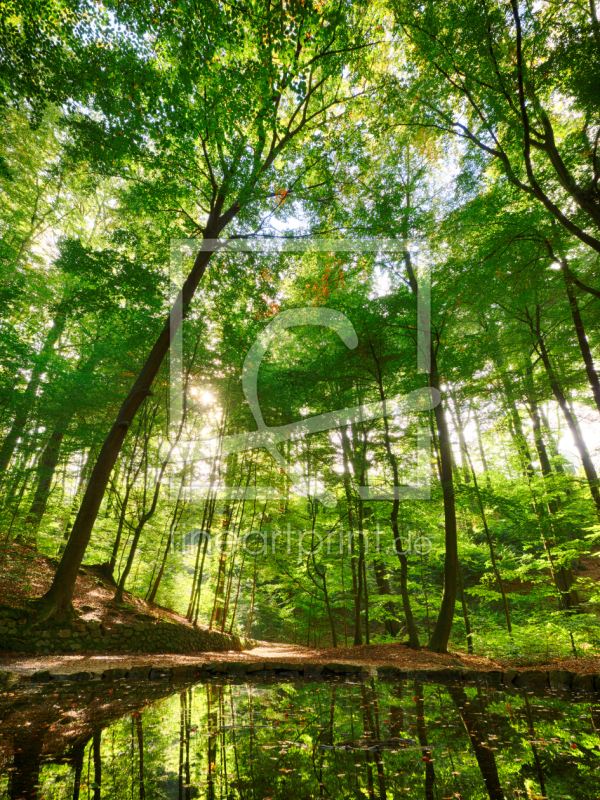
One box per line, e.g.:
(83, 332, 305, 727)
(514, 671, 548, 688)
(202, 662, 226, 673)
(302, 664, 325, 676)
(265, 661, 295, 671)
(57, 630, 71, 639)
(503, 670, 518, 685)
(102, 668, 128, 680)
(149, 668, 173, 680)
(428, 667, 461, 680)
(572, 673, 595, 692)
(0, 606, 21, 620)
(226, 663, 248, 675)
(245, 662, 265, 673)
(30, 670, 53, 682)
(358, 666, 377, 677)
(377, 665, 405, 679)
(52, 671, 92, 682)
(171, 665, 201, 679)
(323, 662, 362, 674)
(127, 666, 152, 679)
(548, 670, 574, 688)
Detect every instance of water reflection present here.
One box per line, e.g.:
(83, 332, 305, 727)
(1, 675, 599, 799)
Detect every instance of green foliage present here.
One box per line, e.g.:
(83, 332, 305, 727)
(1, 0, 600, 661)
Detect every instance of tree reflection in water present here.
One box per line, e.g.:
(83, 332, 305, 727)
(1, 676, 599, 799)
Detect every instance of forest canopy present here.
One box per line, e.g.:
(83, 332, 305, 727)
(1, 0, 599, 658)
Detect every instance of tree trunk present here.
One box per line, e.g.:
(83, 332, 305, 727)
(463, 444, 512, 633)
(35, 239, 223, 618)
(535, 324, 600, 520)
(341, 426, 362, 645)
(372, 558, 401, 636)
(245, 559, 258, 638)
(23, 424, 66, 532)
(0, 306, 67, 477)
(369, 340, 420, 647)
(472, 404, 492, 486)
(147, 468, 187, 603)
(498, 363, 536, 477)
(92, 730, 102, 800)
(562, 263, 600, 418)
(457, 560, 473, 654)
(136, 714, 146, 800)
(446, 684, 505, 800)
(525, 362, 554, 478)
(413, 681, 435, 800)
(427, 347, 458, 652)
(402, 248, 457, 652)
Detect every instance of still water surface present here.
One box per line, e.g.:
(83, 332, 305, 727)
(1, 676, 599, 799)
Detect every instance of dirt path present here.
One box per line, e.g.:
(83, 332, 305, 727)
(3, 640, 599, 677)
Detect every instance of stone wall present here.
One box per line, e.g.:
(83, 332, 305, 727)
(0, 605, 241, 655)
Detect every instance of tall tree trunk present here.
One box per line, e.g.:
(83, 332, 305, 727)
(136, 714, 146, 800)
(36, 239, 223, 619)
(539, 406, 566, 474)
(372, 558, 401, 636)
(524, 361, 554, 478)
(463, 443, 512, 633)
(533, 315, 600, 520)
(147, 467, 187, 603)
(457, 560, 473, 654)
(23, 423, 67, 532)
(61, 446, 94, 551)
(472, 404, 492, 486)
(341, 425, 362, 645)
(562, 265, 600, 418)
(426, 346, 458, 652)
(413, 681, 436, 800)
(369, 340, 420, 647)
(525, 362, 579, 610)
(92, 730, 102, 800)
(245, 559, 258, 638)
(209, 456, 238, 629)
(108, 421, 145, 576)
(447, 685, 505, 800)
(71, 736, 91, 800)
(0, 305, 67, 477)
(403, 248, 457, 653)
(498, 362, 536, 477)
(115, 397, 187, 602)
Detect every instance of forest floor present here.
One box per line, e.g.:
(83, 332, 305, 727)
(2, 641, 600, 678)
(2, 543, 600, 677)
(0, 542, 210, 630)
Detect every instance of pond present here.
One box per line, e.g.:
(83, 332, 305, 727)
(1, 674, 599, 799)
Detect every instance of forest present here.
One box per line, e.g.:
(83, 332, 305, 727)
(1, 0, 600, 665)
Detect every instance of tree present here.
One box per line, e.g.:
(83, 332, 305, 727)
(34, 0, 380, 618)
